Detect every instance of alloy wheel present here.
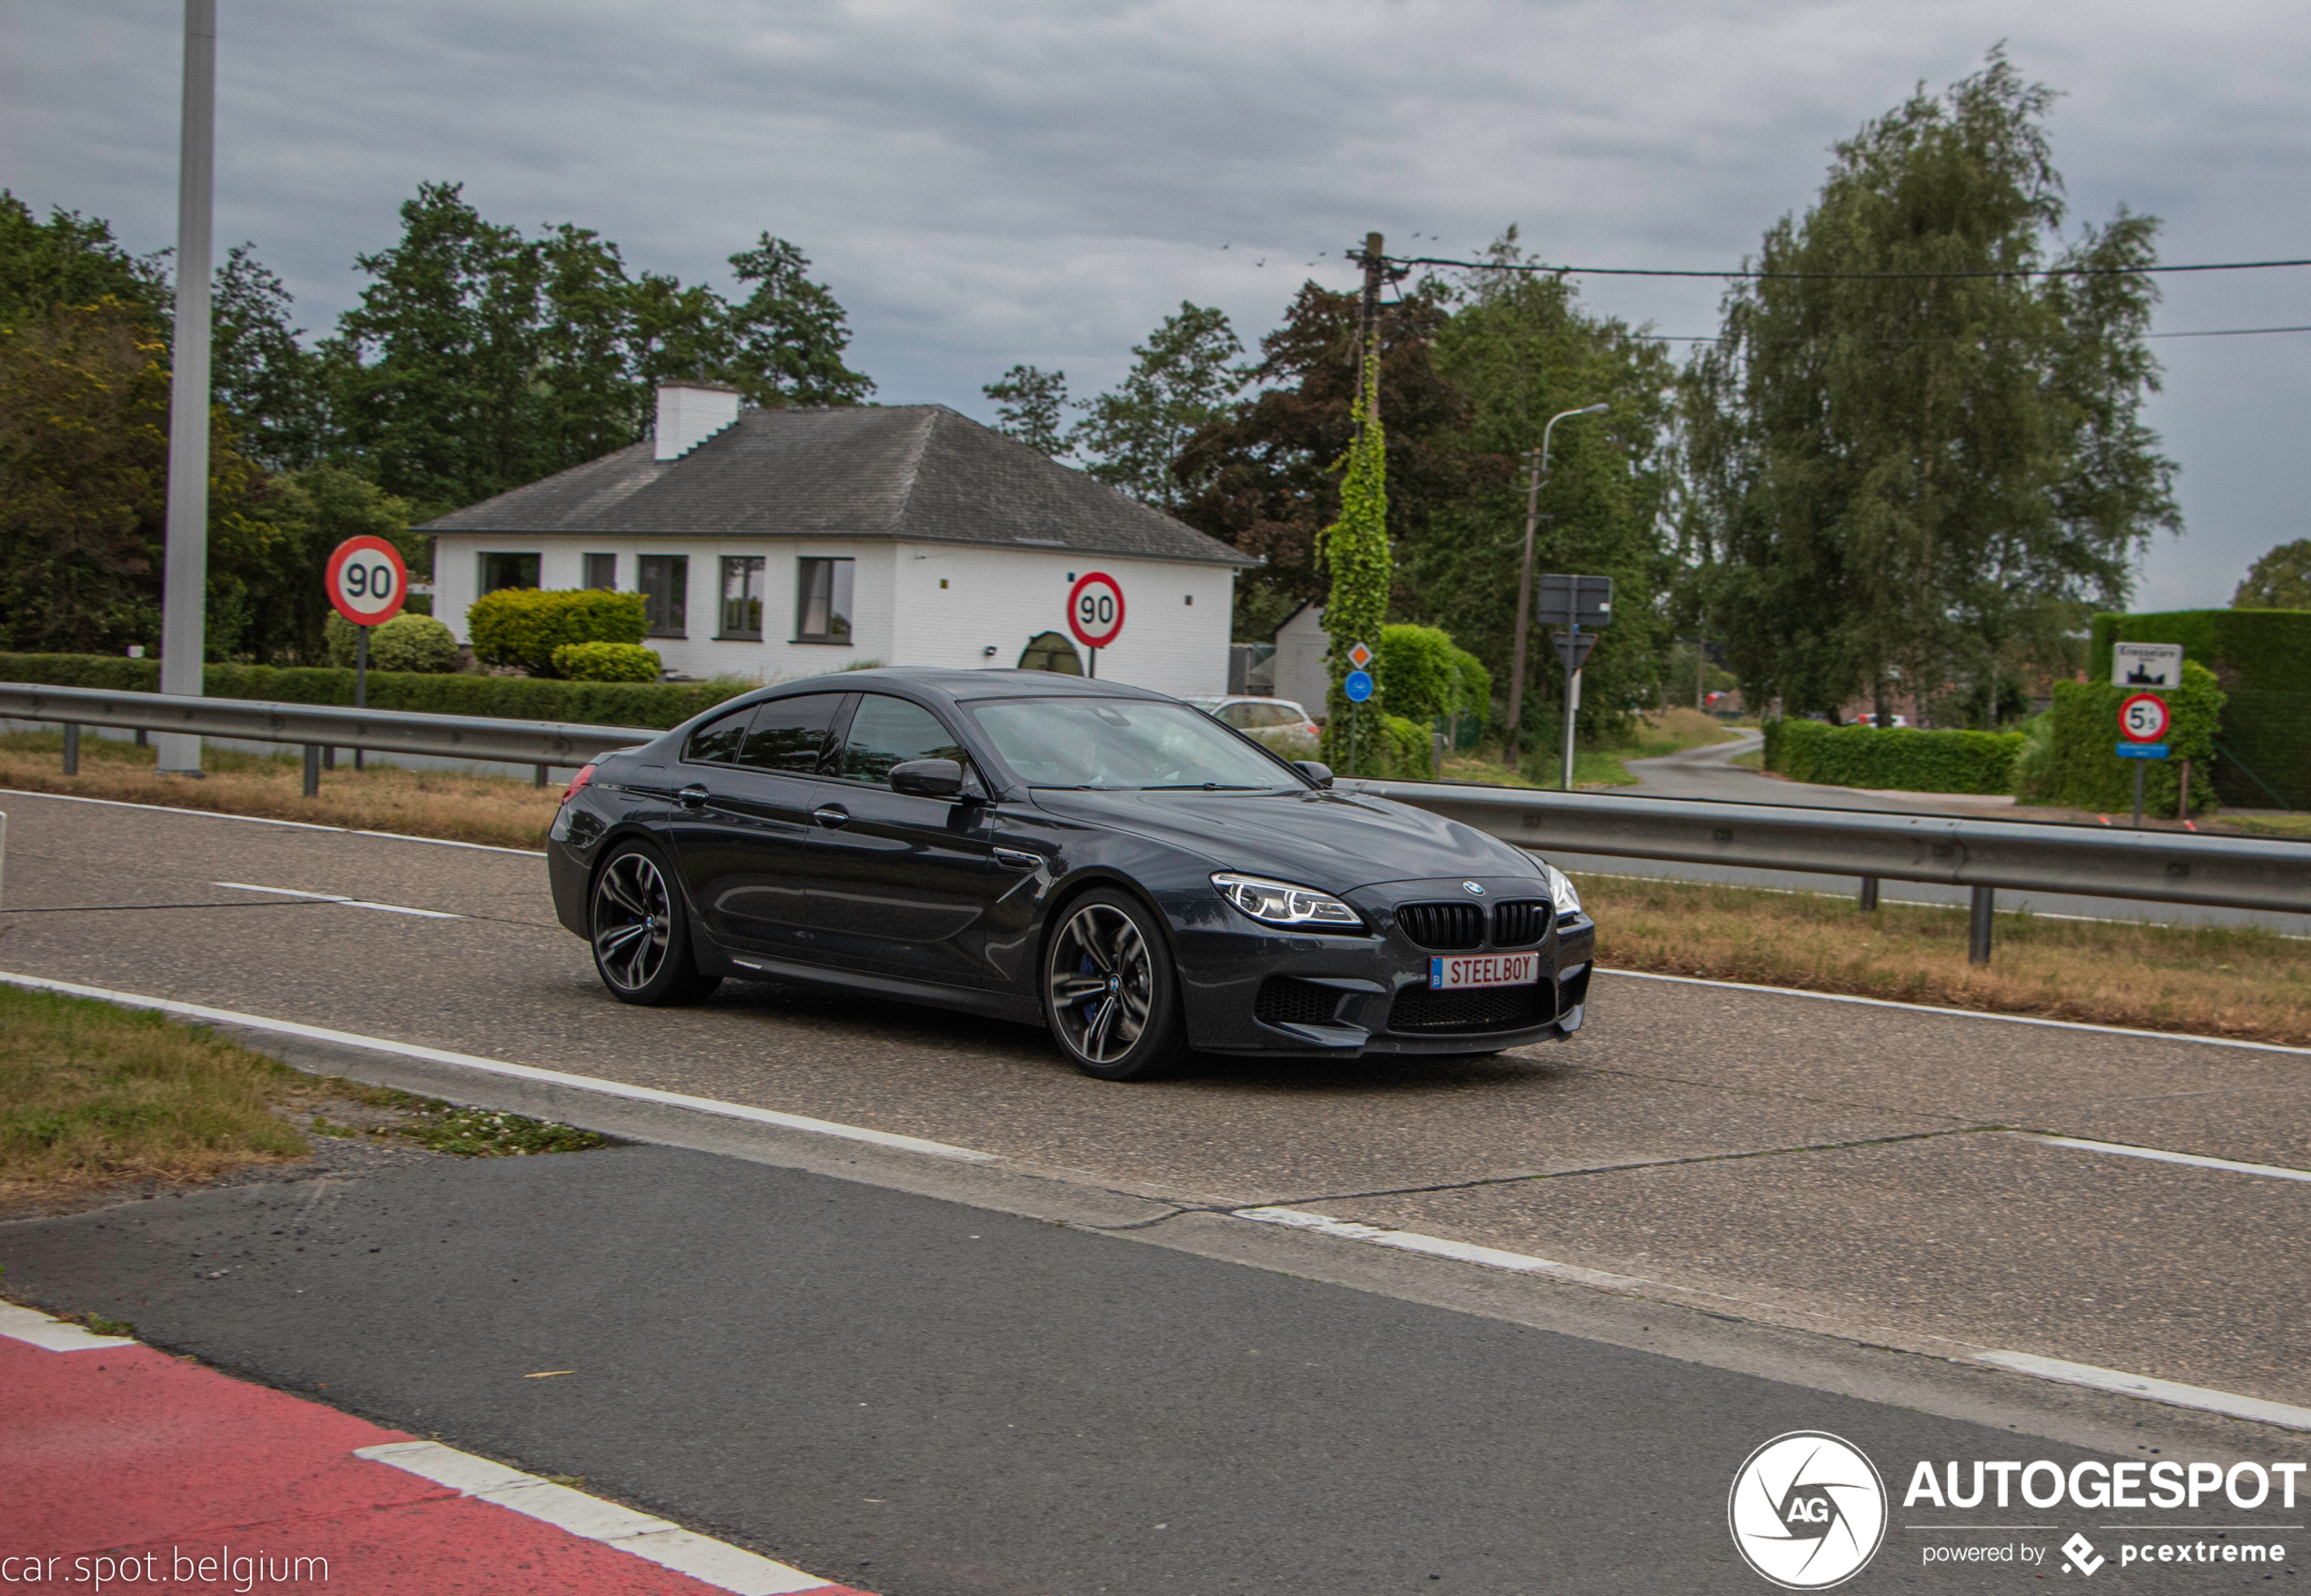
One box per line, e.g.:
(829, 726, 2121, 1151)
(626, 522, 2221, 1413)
(1047, 901, 1153, 1066)
(592, 849, 674, 992)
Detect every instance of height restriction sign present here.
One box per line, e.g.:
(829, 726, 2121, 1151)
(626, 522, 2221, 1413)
(326, 536, 409, 627)
(1067, 571, 1125, 651)
(2118, 692, 2170, 743)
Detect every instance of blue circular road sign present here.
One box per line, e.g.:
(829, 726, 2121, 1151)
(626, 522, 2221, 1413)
(1343, 670, 1375, 703)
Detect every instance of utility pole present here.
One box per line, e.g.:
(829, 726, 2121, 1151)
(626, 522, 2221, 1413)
(1353, 232, 1385, 425)
(156, 0, 216, 776)
(1503, 403, 1608, 767)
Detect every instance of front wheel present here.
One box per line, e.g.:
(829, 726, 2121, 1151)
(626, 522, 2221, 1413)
(1042, 888, 1188, 1081)
(589, 841, 722, 1006)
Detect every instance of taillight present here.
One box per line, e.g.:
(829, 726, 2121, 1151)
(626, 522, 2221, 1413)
(560, 763, 596, 806)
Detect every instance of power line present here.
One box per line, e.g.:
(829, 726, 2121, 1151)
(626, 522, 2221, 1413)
(1387, 252, 2311, 281)
(1640, 323, 2311, 344)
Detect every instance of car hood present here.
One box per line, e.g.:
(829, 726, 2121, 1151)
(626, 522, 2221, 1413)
(1028, 786, 1537, 894)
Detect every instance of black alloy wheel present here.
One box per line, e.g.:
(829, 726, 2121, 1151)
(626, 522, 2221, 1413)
(1042, 888, 1186, 1081)
(589, 841, 722, 1006)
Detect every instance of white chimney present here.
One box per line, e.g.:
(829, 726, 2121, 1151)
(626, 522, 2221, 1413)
(654, 384, 742, 461)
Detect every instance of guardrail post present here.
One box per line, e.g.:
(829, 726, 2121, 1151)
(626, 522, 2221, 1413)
(1967, 885, 1994, 965)
(534, 763, 549, 788)
(302, 744, 320, 798)
(1857, 875, 1879, 913)
(323, 745, 335, 772)
(62, 723, 79, 775)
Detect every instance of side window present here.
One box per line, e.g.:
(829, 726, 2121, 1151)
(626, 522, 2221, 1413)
(1217, 703, 1255, 728)
(682, 707, 750, 765)
(842, 695, 964, 786)
(738, 693, 843, 773)
(1251, 703, 1295, 729)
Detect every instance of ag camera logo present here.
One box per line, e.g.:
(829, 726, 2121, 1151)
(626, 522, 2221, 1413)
(1729, 1431, 1888, 1589)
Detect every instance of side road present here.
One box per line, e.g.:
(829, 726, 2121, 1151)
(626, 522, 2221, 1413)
(6, 1122, 2303, 1596)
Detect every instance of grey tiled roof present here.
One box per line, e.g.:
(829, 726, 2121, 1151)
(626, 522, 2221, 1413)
(419, 405, 1258, 568)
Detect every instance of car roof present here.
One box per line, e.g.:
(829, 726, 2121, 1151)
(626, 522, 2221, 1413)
(749, 666, 1173, 709)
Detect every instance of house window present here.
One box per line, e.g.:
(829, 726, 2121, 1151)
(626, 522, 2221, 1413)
(583, 553, 617, 590)
(719, 556, 765, 640)
(479, 552, 540, 594)
(639, 555, 689, 637)
(795, 557, 853, 643)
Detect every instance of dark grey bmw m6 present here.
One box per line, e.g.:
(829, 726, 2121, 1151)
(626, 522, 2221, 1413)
(547, 667, 1595, 1080)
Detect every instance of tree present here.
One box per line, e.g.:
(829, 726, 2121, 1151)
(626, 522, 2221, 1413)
(984, 364, 1070, 456)
(1074, 302, 1244, 508)
(237, 465, 417, 665)
(1679, 51, 2179, 726)
(723, 234, 874, 408)
(1176, 282, 1474, 641)
(209, 244, 329, 471)
(2235, 540, 2311, 609)
(1319, 340, 1390, 769)
(0, 193, 165, 331)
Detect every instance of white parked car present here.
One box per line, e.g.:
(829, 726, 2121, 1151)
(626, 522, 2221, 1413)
(1184, 696, 1321, 737)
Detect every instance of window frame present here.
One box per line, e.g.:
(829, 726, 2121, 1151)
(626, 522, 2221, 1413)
(583, 552, 617, 591)
(638, 554, 690, 639)
(830, 692, 976, 792)
(717, 555, 766, 641)
(793, 556, 856, 645)
(478, 551, 540, 596)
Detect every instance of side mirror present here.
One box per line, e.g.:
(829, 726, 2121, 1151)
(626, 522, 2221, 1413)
(890, 758, 965, 799)
(1293, 760, 1334, 789)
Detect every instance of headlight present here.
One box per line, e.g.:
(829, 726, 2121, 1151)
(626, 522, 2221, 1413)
(1211, 872, 1364, 931)
(1544, 864, 1582, 917)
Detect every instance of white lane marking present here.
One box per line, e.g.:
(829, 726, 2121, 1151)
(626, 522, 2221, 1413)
(1233, 1207, 2311, 1435)
(357, 1441, 838, 1594)
(214, 881, 460, 919)
(0, 1298, 136, 1352)
(0, 971, 994, 1165)
(1972, 1352, 2311, 1433)
(1232, 1206, 1649, 1290)
(2025, 1134, 2311, 1184)
(0, 787, 544, 856)
(1599, 968, 2311, 1057)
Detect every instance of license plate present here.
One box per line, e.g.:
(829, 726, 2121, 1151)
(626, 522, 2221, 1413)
(1428, 952, 1540, 990)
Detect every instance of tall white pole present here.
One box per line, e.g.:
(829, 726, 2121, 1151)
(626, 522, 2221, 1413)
(156, 0, 216, 774)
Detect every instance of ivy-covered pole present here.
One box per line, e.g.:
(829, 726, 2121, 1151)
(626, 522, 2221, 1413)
(1320, 234, 1390, 774)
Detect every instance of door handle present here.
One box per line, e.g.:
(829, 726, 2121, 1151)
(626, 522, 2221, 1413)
(812, 804, 850, 829)
(994, 847, 1041, 871)
(676, 783, 710, 809)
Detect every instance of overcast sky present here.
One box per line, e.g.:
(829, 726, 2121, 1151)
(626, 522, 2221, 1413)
(6, 0, 2306, 609)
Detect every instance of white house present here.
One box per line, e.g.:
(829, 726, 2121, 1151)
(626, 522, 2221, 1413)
(422, 386, 1257, 699)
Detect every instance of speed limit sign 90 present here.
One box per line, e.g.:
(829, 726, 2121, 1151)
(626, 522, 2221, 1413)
(1067, 571, 1125, 651)
(2118, 691, 2171, 742)
(326, 536, 409, 626)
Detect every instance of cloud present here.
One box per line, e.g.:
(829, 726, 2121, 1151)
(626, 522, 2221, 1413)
(5, 0, 2304, 601)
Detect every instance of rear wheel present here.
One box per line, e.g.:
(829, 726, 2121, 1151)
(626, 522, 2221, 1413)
(1042, 888, 1188, 1082)
(589, 841, 722, 1006)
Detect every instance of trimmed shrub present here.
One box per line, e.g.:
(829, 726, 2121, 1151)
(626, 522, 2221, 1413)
(1764, 718, 2024, 794)
(1376, 624, 1490, 724)
(2091, 609, 2311, 808)
(323, 612, 458, 672)
(467, 589, 648, 676)
(552, 641, 661, 682)
(2040, 660, 2224, 817)
(0, 652, 751, 731)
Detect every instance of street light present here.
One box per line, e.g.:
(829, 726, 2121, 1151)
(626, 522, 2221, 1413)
(1504, 403, 1608, 765)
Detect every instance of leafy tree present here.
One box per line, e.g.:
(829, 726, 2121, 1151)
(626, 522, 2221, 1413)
(209, 244, 329, 471)
(0, 193, 165, 330)
(2235, 540, 2311, 609)
(1319, 341, 1390, 771)
(723, 234, 874, 407)
(1679, 51, 2180, 725)
(241, 465, 418, 665)
(984, 364, 1070, 456)
(1176, 282, 1475, 641)
(1075, 302, 1244, 508)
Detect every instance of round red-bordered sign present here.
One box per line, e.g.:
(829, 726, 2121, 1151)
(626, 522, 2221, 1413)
(326, 536, 409, 627)
(2118, 691, 2170, 742)
(1067, 571, 1125, 651)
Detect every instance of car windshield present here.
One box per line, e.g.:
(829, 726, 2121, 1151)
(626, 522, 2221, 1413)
(965, 697, 1302, 791)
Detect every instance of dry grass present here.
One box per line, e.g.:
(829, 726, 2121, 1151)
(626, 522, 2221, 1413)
(0, 730, 558, 850)
(1579, 872, 2311, 1046)
(0, 984, 312, 1205)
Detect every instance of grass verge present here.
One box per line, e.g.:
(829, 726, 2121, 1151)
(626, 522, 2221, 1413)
(1579, 872, 2311, 1046)
(1441, 707, 1741, 789)
(0, 730, 560, 850)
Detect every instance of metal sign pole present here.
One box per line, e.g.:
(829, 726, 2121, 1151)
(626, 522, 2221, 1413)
(156, 0, 217, 776)
(1560, 623, 1581, 792)
(2133, 762, 2144, 830)
(354, 626, 368, 772)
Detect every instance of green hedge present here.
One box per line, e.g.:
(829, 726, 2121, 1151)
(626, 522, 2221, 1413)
(2035, 660, 2224, 817)
(0, 652, 747, 731)
(2090, 609, 2311, 808)
(551, 641, 662, 682)
(468, 589, 648, 676)
(1762, 718, 2024, 793)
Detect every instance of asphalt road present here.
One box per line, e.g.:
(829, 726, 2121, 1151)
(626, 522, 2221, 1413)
(2, 789, 2306, 1413)
(4, 1142, 2299, 1595)
(1553, 734, 2311, 937)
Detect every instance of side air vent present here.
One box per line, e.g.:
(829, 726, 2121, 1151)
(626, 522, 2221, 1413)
(1491, 900, 1549, 947)
(1254, 976, 1346, 1027)
(1395, 902, 1484, 950)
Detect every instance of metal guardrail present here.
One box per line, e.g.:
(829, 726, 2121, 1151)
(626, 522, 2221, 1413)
(0, 682, 657, 786)
(4, 682, 2304, 956)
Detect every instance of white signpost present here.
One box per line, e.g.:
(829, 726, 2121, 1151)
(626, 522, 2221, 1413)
(2112, 641, 2183, 690)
